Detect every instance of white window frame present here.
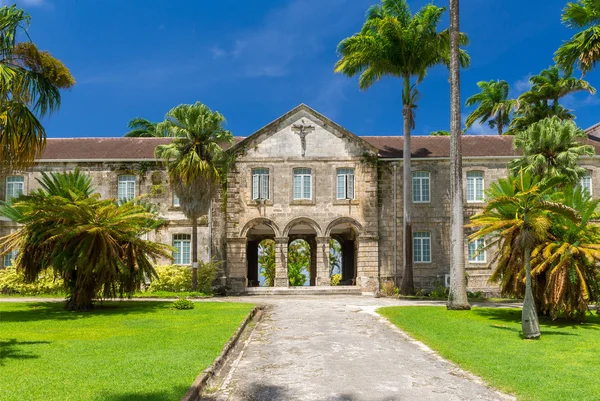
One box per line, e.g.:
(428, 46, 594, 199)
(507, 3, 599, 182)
(579, 170, 592, 196)
(293, 168, 312, 200)
(466, 171, 485, 203)
(336, 168, 355, 200)
(3, 248, 18, 267)
(252, 168, 270, 200)
(173, 193, 180, 207)
(5, 176, 24, 202)
(468, 238, 486, 263)
(413, 231, 432, 263)
(173, 234, 191, 265)
(412, 171, 430, 203)
(117, 175, 136, 202)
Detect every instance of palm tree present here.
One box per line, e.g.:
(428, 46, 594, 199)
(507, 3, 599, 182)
(555, 0, 600, 75)
(0, 5, 75, 172)
(465, 80, 515, 135)
(447, 0, 470, 310)
(509, 117, 594, 184)
(0, 169, 170, 310)
(124, 118, 166, 137)
(334, 0, 470, 294)
(155, 102, 233, 290)
(467, 171, 578, 339)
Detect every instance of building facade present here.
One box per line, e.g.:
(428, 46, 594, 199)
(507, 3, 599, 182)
(2, 104, 599, 294)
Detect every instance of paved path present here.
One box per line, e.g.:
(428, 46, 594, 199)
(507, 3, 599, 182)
(204, 296, 513, 401)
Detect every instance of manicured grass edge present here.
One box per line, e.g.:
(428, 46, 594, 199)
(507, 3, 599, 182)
(377, 307, 516, 400)
(181, 305, 264, 401)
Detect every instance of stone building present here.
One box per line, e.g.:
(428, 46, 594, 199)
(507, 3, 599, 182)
(2, 104, 599, 295)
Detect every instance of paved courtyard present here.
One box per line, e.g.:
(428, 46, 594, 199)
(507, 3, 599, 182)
(204, 295, 514, 401)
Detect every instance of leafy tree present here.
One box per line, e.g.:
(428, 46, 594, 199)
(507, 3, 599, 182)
(124, 118, 166, 137)
(467, 171, 579, 338)
(288, 240, 309, 286)
(430, 130, 450, 136)
(258, 239, 276, 287)
(465, 80, 515, 135)
(0, 5, 75, 172)
(155, 102, 233, 290)
(0, 169, 170, 310)
(509, 117, 594, 184)
(334, 0, 469, 294)
(555, 0, 600, 75)
(329, 239, 342, 276)
(447, 0, 470, 310)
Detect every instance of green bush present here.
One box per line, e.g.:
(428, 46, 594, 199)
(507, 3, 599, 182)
(330, 274, 342, 286)
(170, 297, 194, 310)
(467, 290, 483, 299)
(428, 279, 449, 298)
(197, 259, 221, 295)
(146, 265, 192, 293)
(0, 267, 65, 295)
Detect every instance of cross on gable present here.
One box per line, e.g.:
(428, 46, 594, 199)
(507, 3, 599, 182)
(291, 119, 315, 157)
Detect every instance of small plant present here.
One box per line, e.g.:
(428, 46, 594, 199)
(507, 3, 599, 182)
(428, 279, 449, 298)
(467, 290, 483, 299)
(171, 297, 194, 310)
(415, 288, 426, 297)
(149, 184, 165, 197)
(381, 280, 398, 297)
(330, 274, 342, 286)
(197, 258, 221, 294)
(147, 265, 193, 293)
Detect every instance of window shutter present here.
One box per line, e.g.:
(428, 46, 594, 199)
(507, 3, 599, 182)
(252, 174, 259, 200)
(347, 174, 354, 199)
(262, 174, 269, 200)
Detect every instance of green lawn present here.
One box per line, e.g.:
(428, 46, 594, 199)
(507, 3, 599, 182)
(378, 306, 600, 401)
(0, 301, 254, 401)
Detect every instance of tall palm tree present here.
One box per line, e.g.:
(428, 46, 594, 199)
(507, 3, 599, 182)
(155, 102, 233, 290)
(334, 0, 470, 294)
(465, 80, 515, 135)
(447, 0, 470, 310)
(0, 5, 75, 172)
(124, 118, 166, 137)
(467, 171, 578, 339)
(509, 117, 594, 184)
(555, 0, 600, 75)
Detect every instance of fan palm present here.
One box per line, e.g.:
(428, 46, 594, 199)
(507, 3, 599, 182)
(0, 169, 170, 310)
(509, 117, 594, 184)
(0, 5, 75, 172)
(155, 102, 233, 290)
(124, 118, 166, 137)
(555, 0, 600, 75)
(334, 0, 470, 294)
(467, 171, 578, 339)
(465, 80, 515, 135)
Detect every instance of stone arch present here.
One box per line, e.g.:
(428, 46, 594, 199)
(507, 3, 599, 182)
(240, 218, 281, 238)
(283, 217, 322, 237)
(325, 217, 363, 237)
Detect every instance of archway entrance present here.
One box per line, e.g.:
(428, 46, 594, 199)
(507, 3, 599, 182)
(246, 222, 276, 287)
(329, 222, 358, 286)
(287, 220, 319, 286)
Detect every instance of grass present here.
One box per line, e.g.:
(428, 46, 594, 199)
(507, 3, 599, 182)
(0, 291, 210, 299)
(378, 306, 600, 401)
(0, 301, 254, 401)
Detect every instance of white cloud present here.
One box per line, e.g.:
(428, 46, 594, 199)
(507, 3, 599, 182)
(510, 74, 532, 98)
(311, 76, 351, 119)
(562, 93, 600, 110)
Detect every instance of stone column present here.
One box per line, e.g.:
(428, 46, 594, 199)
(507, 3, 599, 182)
(308, 237, 317, 286)
(274, 237, 289, 287)
(316, 236, 331, 286)
(356, 236, 379, 292)
(226, 237, 247, 294)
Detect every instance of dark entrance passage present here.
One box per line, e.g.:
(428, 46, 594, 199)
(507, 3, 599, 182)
(246, 223, 276, 287)
(329, 222, 358, 286)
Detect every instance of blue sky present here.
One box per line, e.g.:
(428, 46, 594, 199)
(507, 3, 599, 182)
(8, 0, 600, 137)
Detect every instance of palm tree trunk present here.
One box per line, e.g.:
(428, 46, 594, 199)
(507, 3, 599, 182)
(191, 217, 198, 291)
(522, 213, 540, 339)
(497, 119, 503, 136)
(400, 75, 414, 295)
(447, 0, 470, 310)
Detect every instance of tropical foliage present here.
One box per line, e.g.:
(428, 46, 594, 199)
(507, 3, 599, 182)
(555, 0, 600, 75)
(329, 239, 342, 276)
(0, 169, 171, 310)
(0, 5, 75, 172)
(334, 0, 469, 295)
(0, 266, 64, 295)
(465, 80, 515, 135)
(258, 239, 276, 287)
(124, 117, 165, 137)
(288, 239, 310, 286)
(509, 117, 594, 183)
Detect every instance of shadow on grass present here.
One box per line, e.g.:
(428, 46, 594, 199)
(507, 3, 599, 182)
(0, 301, 170, 323)
(473, 307, 600, 332)
(0, 338, 51, 365)
(96, 385, 190, 401)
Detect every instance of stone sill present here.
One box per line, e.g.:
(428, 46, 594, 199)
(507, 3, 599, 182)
(333, 199, 359, 206)
(290, 200, 316, 206)
(246, 200, 274, 207)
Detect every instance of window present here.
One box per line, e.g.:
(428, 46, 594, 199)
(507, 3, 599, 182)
(412, 171, 430, 203)
(466, 171, 484, 202)
(173, 193, 180, 207)
(252, 168, 270, 200)
(5, 176, 24, 202)
(293, 168, 312, 200)
(580, 171, 592, 196)
(3, 249, 18, 267)
(117, 175, 136, 201)
(173, 234, 191, 265)
(413, 232, 431, 263)
(336, 168, 355, 200)
(468, 238, 486, 263)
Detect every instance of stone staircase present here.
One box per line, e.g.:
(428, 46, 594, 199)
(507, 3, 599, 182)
(245, 286, 364, 296)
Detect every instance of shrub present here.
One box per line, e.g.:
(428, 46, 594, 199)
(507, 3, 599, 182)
(467, 290, 483, 299)
(197, 259, 221, 295)
(428, 279, 449, 298)
(170, 297, 194, 310)
(147, 265, 192, 293)
(381, 280, 398, 297)
(0, 267, 65, 295)
(330, 274, 342, 286)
